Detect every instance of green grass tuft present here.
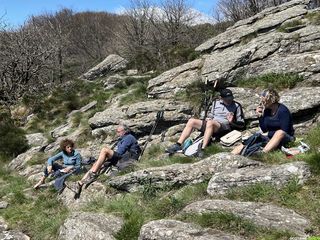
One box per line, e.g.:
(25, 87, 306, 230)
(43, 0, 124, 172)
(82, 182, 208, 240)
(235, 72, 303, 90)
(277, 20, 304, 33)
(306, 11, 320, 25)
(179, 212, 294, 239)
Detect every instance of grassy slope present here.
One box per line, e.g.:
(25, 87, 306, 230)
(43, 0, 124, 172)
(1, 70, 320, 239)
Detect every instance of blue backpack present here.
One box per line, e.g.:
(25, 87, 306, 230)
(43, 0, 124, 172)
(240, 133, 269, 157)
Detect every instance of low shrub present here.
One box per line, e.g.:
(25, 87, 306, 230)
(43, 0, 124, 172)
(235, 72, 303, 90)
(0, 111, 29, 159)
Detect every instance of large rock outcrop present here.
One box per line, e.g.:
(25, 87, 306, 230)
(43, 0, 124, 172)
(80, 54, 128, 81)
(139, 219, 241, 240)
(89, 99, 193, 137)
(58, 212, 123, 240)
(207, 161, 311, 195)
(147, 0, 320, 99)
(0, 216, 30, 240)
(147, 59, 203, 99)
(232, 87, 320, 120)
(58, 182, 108, 210)
(108, 153, 262, 192)
(182, 199, 310, 236)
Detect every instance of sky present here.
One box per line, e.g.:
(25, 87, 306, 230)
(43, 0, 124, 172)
(0, 0, 218, 27)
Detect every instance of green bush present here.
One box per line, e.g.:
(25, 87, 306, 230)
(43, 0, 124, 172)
(0, 111, 29, 159)
(235, 72, 303, 90)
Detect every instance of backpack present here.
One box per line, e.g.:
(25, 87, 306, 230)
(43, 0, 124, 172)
(240, 133, 269, 157)
(183, 137, 204, 157)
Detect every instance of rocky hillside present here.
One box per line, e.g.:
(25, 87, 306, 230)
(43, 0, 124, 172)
(1, 0, 320, 239)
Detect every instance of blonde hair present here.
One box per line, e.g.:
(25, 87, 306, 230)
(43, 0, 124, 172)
(261, 89, 280, 105)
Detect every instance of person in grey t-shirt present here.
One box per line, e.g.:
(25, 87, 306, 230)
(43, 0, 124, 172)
(166, 89, 245, 157)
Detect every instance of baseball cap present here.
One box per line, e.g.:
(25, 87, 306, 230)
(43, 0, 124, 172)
(220, 89, 234, 99)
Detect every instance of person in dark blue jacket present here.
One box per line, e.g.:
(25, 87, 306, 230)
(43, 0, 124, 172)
(232, 89, 295, 155)
(76, 124, 141, 190)
(33, 139, 82, 189)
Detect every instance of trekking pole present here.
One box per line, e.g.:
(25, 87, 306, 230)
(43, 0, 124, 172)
(138, 110, 164, 160)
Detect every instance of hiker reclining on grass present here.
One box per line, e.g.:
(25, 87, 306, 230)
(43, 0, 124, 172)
(166, 89, 245, 158)
(75, 124, 141, 194)
(232, 88, 295, 155)
(33, 139, 82, 189)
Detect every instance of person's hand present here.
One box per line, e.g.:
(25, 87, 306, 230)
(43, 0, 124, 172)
(256, 106, 263, 117)
(47, 166, 53, 174)
(227, 112, 234, 122)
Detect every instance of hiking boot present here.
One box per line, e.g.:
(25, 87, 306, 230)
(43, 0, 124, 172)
(165, 143, 182, 154)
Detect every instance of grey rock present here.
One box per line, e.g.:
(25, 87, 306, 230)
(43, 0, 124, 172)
(0, 231, 30, 240)
(89, 99, 193, 136)
(50, 123, 71, 139)
(139, 219, 241, 240)
(25, 133, 48, 148)
(182, 199, 310, 236)
(127, 69, 138, 75)
(103, 73, 126, 90)
(108, 153, 262, 192)
(147, 59, 203, 99)
(8, 146, 42, 171)
(191, 0, 320, 90)
(0, 201, 8, 209)
(80, 54, 128, 81)
(45, 128, 84, 153)
(68, 100, 97, 117)
(58, 211, 123, 240)
(196, 0, 309, 52)
(280, 87, 320, 115)
(22, 164, 44, 179)
(0, 216, 8, 231)
(207, 161, 311, 195)
(104, 74, 151, 90)
(58, 182, 107, 210)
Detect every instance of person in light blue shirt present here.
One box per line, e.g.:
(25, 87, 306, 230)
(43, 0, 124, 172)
(33, 139, 82, 189)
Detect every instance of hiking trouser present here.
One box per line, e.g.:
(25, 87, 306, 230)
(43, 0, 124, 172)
(43, 162, 63, 177)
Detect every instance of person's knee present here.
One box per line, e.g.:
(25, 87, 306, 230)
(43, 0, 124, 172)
(274, 130, 286, 139)
(187, 118, 197, 126)
(206, 119, 219, 130)
(100, 147, 112, 155)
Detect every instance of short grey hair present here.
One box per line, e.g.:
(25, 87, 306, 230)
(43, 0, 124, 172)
(118, 124, 130, 133)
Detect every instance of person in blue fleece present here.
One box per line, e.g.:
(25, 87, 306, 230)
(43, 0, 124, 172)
(232, 88, 294, 155)
(76, 124, 141, 190)
(33, 139, 82, 189)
